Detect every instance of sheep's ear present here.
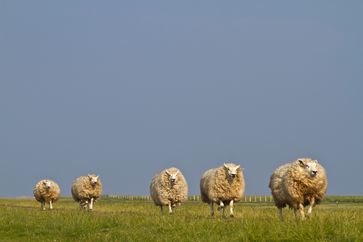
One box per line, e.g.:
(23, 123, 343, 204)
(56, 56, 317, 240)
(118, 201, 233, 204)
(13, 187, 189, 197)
(236, 165, 241, 169)
(165, 170, 171, 176)
(223, 163, 228, 169)
(87, 174, 91, 178)
(298, 159, 305, 167)
(95, 176, 99, 180)
(314, 160, 319, 163)
(175, 170, 179, 175)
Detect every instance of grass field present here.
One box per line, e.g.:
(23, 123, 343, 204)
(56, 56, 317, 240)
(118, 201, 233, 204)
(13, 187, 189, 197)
(0, 197, 362, 241)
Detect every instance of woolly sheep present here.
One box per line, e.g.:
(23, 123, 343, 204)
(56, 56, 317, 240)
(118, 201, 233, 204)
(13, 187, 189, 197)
(71, 174, 103, 210)
(150, 167, 188, 214)
(269, 158, 328, 220)
(33, 179, 61, 210)
(200, 163, 245, 217)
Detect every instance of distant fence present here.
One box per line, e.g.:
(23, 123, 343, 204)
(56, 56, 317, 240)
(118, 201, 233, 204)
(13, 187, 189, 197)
(103, 195, 274, 203)
(102, 195, 363, 204)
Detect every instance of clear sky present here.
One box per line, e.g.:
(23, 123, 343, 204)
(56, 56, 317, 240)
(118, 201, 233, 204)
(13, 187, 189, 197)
(1, 1, 362, 197)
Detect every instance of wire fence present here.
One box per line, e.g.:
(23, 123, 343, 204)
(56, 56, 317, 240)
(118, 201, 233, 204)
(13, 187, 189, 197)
(104, 195, 274, 203)
(102, 195, 363, 204)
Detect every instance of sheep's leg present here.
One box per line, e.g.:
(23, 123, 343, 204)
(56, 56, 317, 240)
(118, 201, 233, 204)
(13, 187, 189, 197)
(278, 207, 283, 221)
(299, 204, 305, 220)
(160, 205, 163, 213)
(229, 200, 234, 217)
(293, 207, 298, 221)
(168, 202, 172, 214)
(89, 198, 94, 210)
(210, 202, 214, 216)
(217, 201, 225, 217)
(49, 200, 53, 210)
(218, 201, 224, 212)
(307, 198, 315, 218)
(84, 200, 89, 210)
(41, 202, 45, 210)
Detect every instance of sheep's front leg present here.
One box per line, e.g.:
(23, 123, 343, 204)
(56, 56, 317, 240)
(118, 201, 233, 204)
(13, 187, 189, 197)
(293, 207, 298, 221)
(210, 202, 214, 216)
(168, 202, 172, 214)
(307, 197, 315, 218)
(299, 203, 305, 220)
(217, 201, 224, 211)
(218, 201, 225, 217)
(278, 207, 283, 221)
(41, 202, 45, 210)
(89, 198, 94, 210)
(229, 200, 234, 217)
(160, 205, 163, 213)
(83, 200, 89, 210)
(49, 200, 53, 210)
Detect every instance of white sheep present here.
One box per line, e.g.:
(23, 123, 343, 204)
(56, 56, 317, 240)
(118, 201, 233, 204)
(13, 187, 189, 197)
(150, 167, 188, 214)
(33, 179, 61, 210)
(269, 158, 328, 220)
(200, 162, 245, 217)
(71, 174, 102, 210)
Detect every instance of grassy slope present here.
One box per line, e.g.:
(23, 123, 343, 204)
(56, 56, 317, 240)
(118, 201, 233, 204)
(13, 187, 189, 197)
(0, 198, 362, 242)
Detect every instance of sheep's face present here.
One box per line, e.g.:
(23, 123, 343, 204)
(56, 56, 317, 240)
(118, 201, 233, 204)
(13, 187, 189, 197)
(42, 180, 52, 190)
(165, 169, 179, 185)
(224, 163, 240, 179)
(298, 159, 318, 177)
(88, 175, 99, 186)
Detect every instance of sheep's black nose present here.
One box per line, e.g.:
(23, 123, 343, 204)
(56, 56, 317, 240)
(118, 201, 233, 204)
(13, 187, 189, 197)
(312, 171, 317, 175)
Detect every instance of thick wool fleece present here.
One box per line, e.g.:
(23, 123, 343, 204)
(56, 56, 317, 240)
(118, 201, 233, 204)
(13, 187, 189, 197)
(200, 163, 245, 204)
(150, 167, 188, 206)
(71, 175, 102, 202)
(33, 179, 61, 203)
(269, 158, 327, 209)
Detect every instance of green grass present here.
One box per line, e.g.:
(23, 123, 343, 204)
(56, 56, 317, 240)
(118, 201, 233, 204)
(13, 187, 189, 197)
(0, 197, 362, 241)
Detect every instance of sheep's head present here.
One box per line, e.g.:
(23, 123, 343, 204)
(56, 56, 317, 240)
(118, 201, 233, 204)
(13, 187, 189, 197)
(88, 174, 100, 187)
(224, 163, 241, 179)
(298, 159, 318, 178)
(42, 180, 52, 190)
(165, 169, 179, 185)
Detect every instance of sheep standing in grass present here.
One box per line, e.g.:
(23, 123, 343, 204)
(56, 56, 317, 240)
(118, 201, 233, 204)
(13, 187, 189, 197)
(200, 163, 245, 217)
(269, 158, 328, 220)
(71, 174, 102, 210)
(33, 179, 61, 210)
(150, 167, 188, 214)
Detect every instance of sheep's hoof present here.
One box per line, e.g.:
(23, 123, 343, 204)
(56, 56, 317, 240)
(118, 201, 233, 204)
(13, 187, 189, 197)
(230, 214, 234, 218)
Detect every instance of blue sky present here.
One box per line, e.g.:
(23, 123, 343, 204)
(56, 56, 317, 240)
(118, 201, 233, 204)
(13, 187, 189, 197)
(1, 1, 362, 196)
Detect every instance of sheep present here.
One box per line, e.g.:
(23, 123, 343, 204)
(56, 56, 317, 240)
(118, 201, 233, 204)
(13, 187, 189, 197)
(33, 179, 61, 210)
(200, 162, 245, 217)
(71, 174, 102, 210)
(269, 158, 328, 220)
(150, 167, 188, 214)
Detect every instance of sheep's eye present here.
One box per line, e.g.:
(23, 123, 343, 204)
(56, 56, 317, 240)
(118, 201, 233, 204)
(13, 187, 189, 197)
(305, 165, 310, 169)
